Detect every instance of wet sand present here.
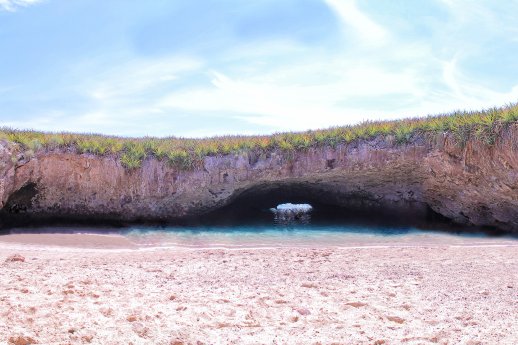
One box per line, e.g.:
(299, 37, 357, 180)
(0, 235, 517, 344)
(0, 233, 137, 249)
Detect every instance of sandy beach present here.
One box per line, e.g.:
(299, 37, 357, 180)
(0, 235, 517, 345)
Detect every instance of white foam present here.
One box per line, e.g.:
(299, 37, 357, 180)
(271, 203, 313, 213)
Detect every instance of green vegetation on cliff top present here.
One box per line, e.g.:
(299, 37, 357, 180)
(1, 103, 517, 169)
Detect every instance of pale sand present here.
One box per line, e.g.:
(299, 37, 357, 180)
(0, 236, 517, 344)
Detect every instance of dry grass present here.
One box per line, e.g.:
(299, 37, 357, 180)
(1, 103, 517, 169)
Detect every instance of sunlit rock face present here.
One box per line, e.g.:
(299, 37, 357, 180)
(270, 203, 313, 224)
(1, 125, 518, 232)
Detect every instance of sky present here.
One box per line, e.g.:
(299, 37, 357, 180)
(1, 0, 518, 137)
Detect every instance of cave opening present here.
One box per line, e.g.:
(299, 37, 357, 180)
(4, 183, 38, 214)
(0, 181, 498, 236)
(188, 181, 462, 232)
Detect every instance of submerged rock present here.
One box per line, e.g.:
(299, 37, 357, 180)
(270, 203, 313, 223)
(270, 203, 313, 215)
(273, 203, 313, 213)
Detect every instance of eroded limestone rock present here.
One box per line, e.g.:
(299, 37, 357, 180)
(1, 126, 518, 232)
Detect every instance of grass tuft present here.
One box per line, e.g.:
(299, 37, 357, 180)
(1, 103, 517, 169)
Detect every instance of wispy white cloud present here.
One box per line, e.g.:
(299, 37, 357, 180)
(153, 0, 518, 135)
(159, 60, 423, 131)
(440, 56, 518, 109)
(0, 0, 41, 11)
(3, 55, 205, 136)
(1, 1, 517, 137)
(83, 56, 203, 102)
(65, 56, 204, 135)
(323, 0, 389, 45)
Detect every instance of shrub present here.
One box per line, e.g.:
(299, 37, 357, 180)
(120, 153, 142, 170)
(27, 139, 43, 151)
(120, 142, 146, 169)
(167, 149, 192, 170)
(394, 125, 413, 144)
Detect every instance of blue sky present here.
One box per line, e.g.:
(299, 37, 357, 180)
(1, 0, 517, 137)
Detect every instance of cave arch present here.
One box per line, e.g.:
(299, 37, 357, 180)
(199, 180, 448, 229)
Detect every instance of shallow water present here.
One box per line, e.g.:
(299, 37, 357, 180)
(3, 205, 518, 248)
(119, 223, 517, 248)
(3, 223, 517, 248)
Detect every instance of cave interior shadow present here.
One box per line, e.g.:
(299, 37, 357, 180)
(186, 182, 485, 236)
(0, 181, 508, 237)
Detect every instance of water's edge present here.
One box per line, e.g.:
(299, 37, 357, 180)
(2, 223, 517, 250)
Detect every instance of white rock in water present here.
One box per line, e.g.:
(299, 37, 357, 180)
(272, 203, 313, 213)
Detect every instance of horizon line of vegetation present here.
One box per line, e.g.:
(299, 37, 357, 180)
(1, 103, 517, 170)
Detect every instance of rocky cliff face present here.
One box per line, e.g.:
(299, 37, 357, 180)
(1, 126, 518, 232)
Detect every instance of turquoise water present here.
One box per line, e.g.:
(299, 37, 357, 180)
(3, 223, 516, 248)
(120, 223, 517, 248)
(4, 205, 517, 248)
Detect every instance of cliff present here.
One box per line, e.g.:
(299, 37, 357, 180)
(1, 125, 518, 232)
